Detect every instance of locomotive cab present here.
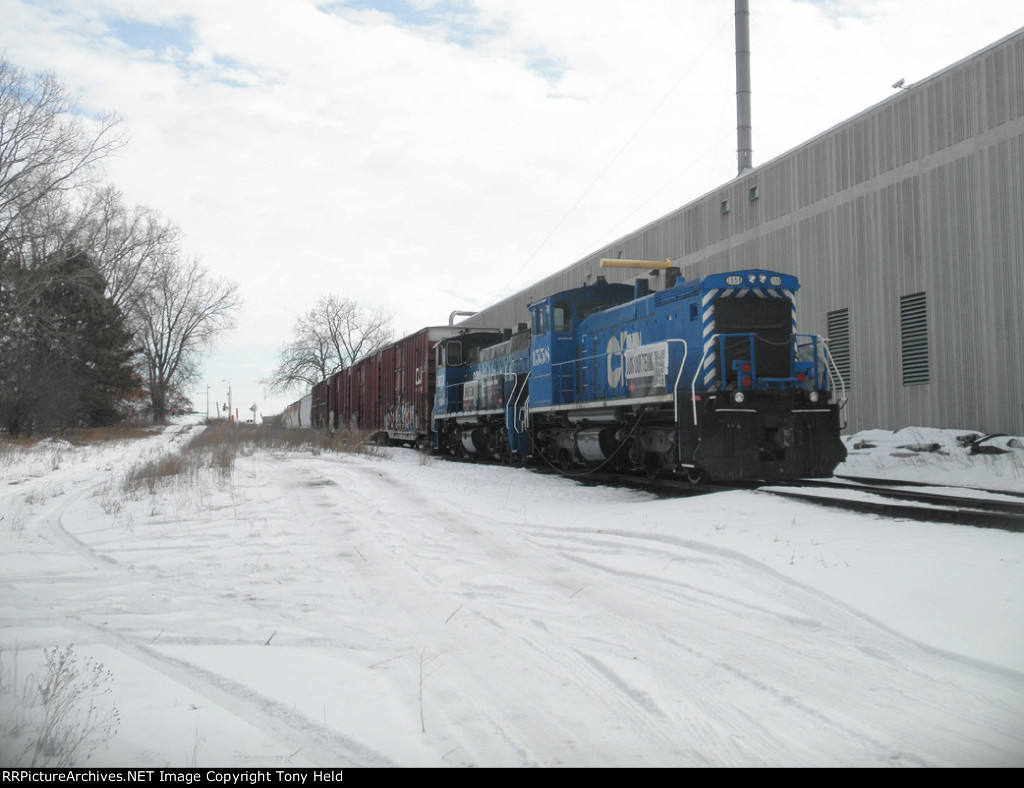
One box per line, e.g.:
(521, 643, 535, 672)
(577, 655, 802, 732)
(433, 328, 531, 460)
(528, 278, 635, 409)
(433, 330, 505, 415)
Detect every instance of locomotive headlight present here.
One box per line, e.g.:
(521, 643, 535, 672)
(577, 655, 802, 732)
(747, 273, 757, 284)
(770, 276, 783, 286)
(733, 391, 746, 404)
(759, 274, 768, 284)
(808, 391, 820, 403)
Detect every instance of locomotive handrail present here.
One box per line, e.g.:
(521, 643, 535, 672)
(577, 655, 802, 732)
(665, 339, 688, 424)
(514, 371, 531, 430)
(792, 334, 846, 404)
(815, 335, 848, 406)
(688, 332, 758, 424)
(691, 337, 718, 426)
(502, 373, 520, 430)
(690, 332, 841, 425)
(793, 335, 824, 391)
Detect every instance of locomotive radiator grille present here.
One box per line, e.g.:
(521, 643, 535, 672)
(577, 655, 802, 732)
(702, 289, 797, 389)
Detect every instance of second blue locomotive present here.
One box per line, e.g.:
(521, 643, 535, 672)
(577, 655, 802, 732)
(432, 268, 847, 482)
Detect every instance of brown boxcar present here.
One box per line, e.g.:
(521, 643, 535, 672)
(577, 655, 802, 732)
(330, 326, 462, 445)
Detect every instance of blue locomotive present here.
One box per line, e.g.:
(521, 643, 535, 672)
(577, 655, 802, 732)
(432, 268, 847, 482)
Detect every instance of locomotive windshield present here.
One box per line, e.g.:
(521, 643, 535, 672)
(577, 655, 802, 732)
(445, 340, 463, 367)
(533, 308, 548, 336)
(714, 297, 792, 380)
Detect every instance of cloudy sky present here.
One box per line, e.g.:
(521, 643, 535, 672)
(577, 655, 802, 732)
(1, 1, 1021, 417)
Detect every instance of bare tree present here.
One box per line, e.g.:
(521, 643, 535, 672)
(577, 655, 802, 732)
(0, 59, 136, 433)
(0, 58, 241, 430)
(0, 57, 124, 248)
(266, 294, 394, 395)
(1, 58, 126, 340)
(72, 187, 182, 311)
(130, 255, 240, 422)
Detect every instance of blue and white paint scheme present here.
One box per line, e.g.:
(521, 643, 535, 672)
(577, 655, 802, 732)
(434, 268, 846, 481)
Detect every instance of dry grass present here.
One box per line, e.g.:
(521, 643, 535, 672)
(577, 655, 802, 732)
(5, 420, 377, 495)
(0, 423, 160, 448)
(123, 448, 202, 494)
(189, 422, 375, 455)
(0, 645, 120, 767)
(0, 437, 39, 471)
(122, 422, 376, 494)
(60, 424, 163, 445)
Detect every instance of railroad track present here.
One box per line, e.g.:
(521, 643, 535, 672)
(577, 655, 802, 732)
(555, 466, 1024, 530)
(758, 477, 1024, 532)
(442, 450, 1024, 530)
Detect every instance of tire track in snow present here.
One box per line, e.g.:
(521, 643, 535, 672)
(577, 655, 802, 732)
(342, 461, 763, 763)
(542, 525, 1024, 764)
(3, 437, 399, 767)
(355, 457, 1024, 766)
(134, 640, 396, 766)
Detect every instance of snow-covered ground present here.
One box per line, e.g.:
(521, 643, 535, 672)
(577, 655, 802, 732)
(1, 420, 1022, 768)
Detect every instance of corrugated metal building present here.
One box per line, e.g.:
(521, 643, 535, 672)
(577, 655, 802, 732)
(463, 27, 1024, 435)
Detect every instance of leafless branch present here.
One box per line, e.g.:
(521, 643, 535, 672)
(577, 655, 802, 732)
(265, 294, 394, 395)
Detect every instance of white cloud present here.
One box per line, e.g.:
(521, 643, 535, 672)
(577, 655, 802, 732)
(1, 0, 1021, 415)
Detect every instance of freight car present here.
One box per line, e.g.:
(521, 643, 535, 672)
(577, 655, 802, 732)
(317, 326, 471, 444)
(431, 268, 846, 482)
(287, 267, 847, 482)
(281, 393, 312, 429)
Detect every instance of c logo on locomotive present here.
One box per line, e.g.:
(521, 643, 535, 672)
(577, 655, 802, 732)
(606, 331, 641, 389)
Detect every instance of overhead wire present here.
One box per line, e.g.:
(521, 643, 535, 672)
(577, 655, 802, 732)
(491, 12, 736, 301)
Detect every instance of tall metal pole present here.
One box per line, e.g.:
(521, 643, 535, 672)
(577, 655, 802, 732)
(735, 0, 754, 174)
(223, 380, 232, 422)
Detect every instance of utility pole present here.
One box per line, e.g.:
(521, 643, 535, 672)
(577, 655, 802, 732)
(223, 380, 232, 422)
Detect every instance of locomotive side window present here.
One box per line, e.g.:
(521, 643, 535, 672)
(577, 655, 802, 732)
(446, 340, 463, 367)
(553, 302, 572, 333)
